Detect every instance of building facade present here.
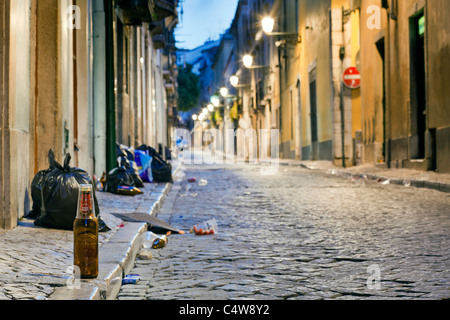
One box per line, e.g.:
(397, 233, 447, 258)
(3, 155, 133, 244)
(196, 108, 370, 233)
(359, 0, 450, 173)
(0, 0, 178, 230)
(208, 0, 449, 172)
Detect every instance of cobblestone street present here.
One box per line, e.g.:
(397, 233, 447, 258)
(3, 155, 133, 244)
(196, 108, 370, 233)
(118, 163, 450, 300)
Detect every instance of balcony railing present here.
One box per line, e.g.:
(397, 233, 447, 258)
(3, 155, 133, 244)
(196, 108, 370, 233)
(115, 0, 155, 25)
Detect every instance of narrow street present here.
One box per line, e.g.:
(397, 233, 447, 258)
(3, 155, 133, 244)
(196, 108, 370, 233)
(118, 164, 450, 300)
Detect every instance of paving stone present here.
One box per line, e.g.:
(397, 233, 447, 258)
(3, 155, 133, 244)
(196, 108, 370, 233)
(117, 164, 450, 300)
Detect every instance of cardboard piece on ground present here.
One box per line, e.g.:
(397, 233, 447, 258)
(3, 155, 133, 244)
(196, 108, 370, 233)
(111, 213, 184, 234)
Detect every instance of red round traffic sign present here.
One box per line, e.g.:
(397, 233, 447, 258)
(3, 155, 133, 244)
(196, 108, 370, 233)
(343, 67, 361, 89)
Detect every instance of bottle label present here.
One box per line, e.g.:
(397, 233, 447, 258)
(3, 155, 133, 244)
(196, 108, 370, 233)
(75, 234, 98, 265)
(79, 191, 93, 217)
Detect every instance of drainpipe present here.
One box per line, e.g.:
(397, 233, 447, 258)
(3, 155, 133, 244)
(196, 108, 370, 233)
(104, 0, 117, 172)
(93, 1, 107, 177)
(277, 46, 283, 146)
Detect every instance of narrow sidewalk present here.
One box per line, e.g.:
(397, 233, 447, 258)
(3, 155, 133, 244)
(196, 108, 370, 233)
(0, 160, 181, 300)
(279, 159, 450, 193)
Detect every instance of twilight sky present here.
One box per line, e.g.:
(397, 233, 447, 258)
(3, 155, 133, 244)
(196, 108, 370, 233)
(174, 0, 239, 50)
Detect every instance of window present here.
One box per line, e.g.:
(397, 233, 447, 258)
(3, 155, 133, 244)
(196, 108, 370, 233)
(418, 15, 425, 36)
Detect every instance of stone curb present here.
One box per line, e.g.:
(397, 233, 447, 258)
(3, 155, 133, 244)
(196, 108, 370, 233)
(294, 162, 450, 194)
(48, 162, 182, 300)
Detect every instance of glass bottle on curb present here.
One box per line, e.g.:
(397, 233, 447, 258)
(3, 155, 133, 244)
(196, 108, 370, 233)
(73, 184, 99, 279)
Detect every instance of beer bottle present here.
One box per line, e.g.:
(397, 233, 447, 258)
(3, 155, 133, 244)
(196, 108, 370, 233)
(73, 184, 99, 279)
(116, 186, 144, 196)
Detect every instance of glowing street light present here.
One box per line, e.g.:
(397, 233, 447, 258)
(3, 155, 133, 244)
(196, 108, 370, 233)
(210, 95, 220, 107)
(230, 75, 239, 87)
(260, 15, 301, 45)
(243, 54, 254, 69)
(262, 16, 275, 34)
(220, 87, 229, 97)
(207, 104, 215, 112)
(192, 114, 198, 121)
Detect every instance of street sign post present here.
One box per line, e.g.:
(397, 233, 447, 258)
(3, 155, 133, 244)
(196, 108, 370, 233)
(343, 67, 361, 89)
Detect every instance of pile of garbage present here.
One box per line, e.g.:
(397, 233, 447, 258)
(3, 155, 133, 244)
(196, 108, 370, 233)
(100, 144, 173, 196)
(27, 149, 109, 232)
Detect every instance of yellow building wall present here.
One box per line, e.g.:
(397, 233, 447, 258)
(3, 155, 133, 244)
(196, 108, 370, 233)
(297, 0, 334, 160)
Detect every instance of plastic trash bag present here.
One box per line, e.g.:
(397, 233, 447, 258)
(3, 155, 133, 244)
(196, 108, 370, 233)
(104, 166, 136, 194)
(27, 149, 56, 219)
(116, 143, 135, 162)
(136, 144, 172, 183)
(151, 154, 173, 183)
(35, 152, 109, 232)
(117, 155, 144, 188)
(134, 150, 153, 182)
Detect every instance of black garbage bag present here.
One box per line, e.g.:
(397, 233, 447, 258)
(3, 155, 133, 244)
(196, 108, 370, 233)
(151, 152, 173, 183)
(35, 153, 109, 232)
(117, 155, 144, 188)
(136, 145, 172, 183)
(104, 166, 136, 194)
(27, 149, 56, 219)
(116, 143, 135, 162)
(165, 147, 172, 160)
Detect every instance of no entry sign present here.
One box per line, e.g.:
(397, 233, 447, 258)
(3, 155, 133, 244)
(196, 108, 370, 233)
(343, 67, 361, 89)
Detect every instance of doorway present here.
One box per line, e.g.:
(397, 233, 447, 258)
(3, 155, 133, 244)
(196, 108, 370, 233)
(309, 75, 318, 161)
(409, 11, 426, 159)
(376, 37, 386, 163)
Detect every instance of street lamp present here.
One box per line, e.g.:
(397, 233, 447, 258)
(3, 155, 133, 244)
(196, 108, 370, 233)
(261, 16, 301, 45)
(230, 75, 240, 87)
(230, 75, 251, 89)
(192, 114, 198, 121)
(242, 54, 271, 72)
(220, 87, 229, 97)
(262, 16, 275, 34)
(210, 95, 220, 107)
(243, 55, 254, 69)
(207, 104, 215, 112)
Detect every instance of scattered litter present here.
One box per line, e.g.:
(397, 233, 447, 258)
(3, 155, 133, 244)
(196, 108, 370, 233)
(142, 232, 158, 249)
(122, 274, 141, 285)
(94, 175, 104, 191)
(198, 179, 208, 187)
(116, 186, 144, 196)
(188, 178, 196, 183)
(377, 178, 390, 185)
(142, 231, 171, 249)
(112, 212, 185, 234)
(403, 180, 411, 187)
(152, 232, 171, 249)
(173, 170, 186, 181)
(191, 219, 218, 236)
(350, 175, 366, 186)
